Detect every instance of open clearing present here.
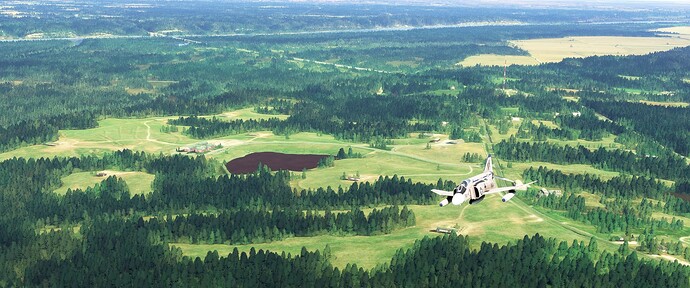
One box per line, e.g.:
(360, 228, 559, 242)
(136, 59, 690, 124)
(0, 107, 665, 268)
(0, 117, 195, 160)
(502, 161, 621, 182)
(640, 100, 690, 107)
(462, 35, 690, 66)
(0, 109, 286, 161)
(458, 54, 540, 67)
(654, 26, 690, 38)
(173, 198, 616, 269)
(0, 110, 486, 189)
(511, 36, 690, 64)
(531, 120, 559, 129)
(54, 170, 155, 196)
(205, 107, 290, 121)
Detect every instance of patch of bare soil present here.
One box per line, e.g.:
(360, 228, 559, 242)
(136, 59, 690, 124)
(226, 152, 330, 174)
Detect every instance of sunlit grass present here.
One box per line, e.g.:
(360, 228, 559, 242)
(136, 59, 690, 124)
(172, 201, 609, 268)
(54, 170, 155, 196)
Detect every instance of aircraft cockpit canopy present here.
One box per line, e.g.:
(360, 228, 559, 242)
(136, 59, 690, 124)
(454, 181, 468, 194)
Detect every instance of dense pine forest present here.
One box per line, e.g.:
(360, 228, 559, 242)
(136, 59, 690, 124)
(2, 1, 690, 287)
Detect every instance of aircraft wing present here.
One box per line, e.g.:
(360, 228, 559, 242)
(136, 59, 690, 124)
(431, 189, 455, 196)
(484, 181, 536, 195)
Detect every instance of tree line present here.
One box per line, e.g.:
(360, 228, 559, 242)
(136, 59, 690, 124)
(522, 166, 669, 199)
(168, 116, 284, 138)
(528, 191, 682, 234)
(515, 112, 624, 142)
(17, 221, 690, 287)
(496, 136, 690, 181)
(142, 206, 415, 245)
(0, 150, 438, 246)
(584, 100, 690, 156)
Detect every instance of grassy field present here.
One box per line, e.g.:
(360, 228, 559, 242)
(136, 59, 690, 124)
(619, 75, 641, 81)
(209, 132, 490, 188)
(0, 109, 494, 191)
(172, 198, 615, 269)
(545, 134, 622, 150)
(654, 26, 690, 37)
(0, 116, 196, 160)
(510, 36, 690, 64)
(294, 150, 475, 190)
(427, 88, 462, 96)
(1, 107, 666, 268)
(578, 192, 605, 208)
(640, 100, 690, 107)
(501, 161, 621, 181)
(0, 109, 289, 161)
(462, 35, 690, 66)
(458, 54, 540, 66)
(488, 121, 621, 151)
(54, 170, 155, 196)
(486, 123, 521, 143)
(204, 107, 290, 121)
(386, 59, 421, 68)
(531, 120, 559, 129)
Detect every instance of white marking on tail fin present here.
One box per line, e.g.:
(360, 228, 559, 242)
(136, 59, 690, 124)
(484, 155, 493, 173)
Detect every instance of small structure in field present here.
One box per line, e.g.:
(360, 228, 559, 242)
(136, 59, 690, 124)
(610, 236, 625, 242)
(435, 227, 457, 235)
(177, 142, 219, 154)
(538, 188, 563, 197)
(429, 138, 441, 143)
(96, 172, 107, 177)
(347, 177, 360, 182)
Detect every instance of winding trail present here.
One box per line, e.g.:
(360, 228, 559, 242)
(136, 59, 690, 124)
(143, 121, 180, 146)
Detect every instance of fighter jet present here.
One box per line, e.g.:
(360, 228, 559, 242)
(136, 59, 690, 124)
(432, 155, 534, 207)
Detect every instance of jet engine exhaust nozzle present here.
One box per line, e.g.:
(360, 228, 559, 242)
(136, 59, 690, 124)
(502, 193, 515, 202)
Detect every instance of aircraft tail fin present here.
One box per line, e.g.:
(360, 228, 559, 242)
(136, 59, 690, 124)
(484, 154, 493, 173)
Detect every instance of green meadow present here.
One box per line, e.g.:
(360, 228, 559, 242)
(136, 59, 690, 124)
(54, 171, 155, 196)
(0, 107, 657, 268)
(0, 116, 196, 160)
(173, 198, 611, 269)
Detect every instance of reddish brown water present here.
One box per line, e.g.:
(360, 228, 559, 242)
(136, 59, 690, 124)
(225, 152, 330, 174)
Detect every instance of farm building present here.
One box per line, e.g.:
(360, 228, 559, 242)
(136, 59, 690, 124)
(177, 142, 219, 153)
(538, 188, 563, 197)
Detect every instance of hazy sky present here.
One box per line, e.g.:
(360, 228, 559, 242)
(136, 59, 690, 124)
(288, 0, 690, 9)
